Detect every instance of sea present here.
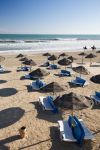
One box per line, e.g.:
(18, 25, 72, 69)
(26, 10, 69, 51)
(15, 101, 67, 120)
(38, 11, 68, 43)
(0, 34, 100, 53)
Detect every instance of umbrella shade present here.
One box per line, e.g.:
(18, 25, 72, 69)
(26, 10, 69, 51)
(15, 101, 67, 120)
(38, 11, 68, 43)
(67, 56, 76, 62)
(22, 59, 36, 66)
(16, 54, 24, 58)
(85, 53, 96, 58)
(40, 82, 64, 93)
(59, 53, 67, 57)
(0, 56, 5, 62)
(19, 57, 28, 61)
(78, 52, 86, 56)
(56, 92, 90, 110)
(43, 53, 51, 56)
(72, 66, 89, 75)
(29, 68, 49, 77)
(90, 74, 100, 84)
(48, 55, 58, 61)
(96, 50, 100, 53)
(58, 58, 72, 66)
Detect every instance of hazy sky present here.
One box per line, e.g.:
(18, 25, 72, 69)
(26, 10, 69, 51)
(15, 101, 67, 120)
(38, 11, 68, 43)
(0, 0, 100, 34)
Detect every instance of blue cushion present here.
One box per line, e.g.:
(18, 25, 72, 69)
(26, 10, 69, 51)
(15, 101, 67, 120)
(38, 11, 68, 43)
(95, 92, 100, 98)
(61, 70, 70, 75)
(68, 115, 85, 146)
(50, 64, 57, 69)
(76, 77, 86, 85)
(47, 96, 58, 113)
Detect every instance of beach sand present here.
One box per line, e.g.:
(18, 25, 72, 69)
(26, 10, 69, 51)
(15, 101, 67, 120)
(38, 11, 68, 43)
(0, 51, 100, 150)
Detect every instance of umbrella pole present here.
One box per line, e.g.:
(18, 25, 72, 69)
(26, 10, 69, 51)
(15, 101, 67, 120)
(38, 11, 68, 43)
(82, 55, 84, 64)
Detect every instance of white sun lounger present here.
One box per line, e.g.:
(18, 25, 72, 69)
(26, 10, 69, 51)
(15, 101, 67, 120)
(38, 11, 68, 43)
(0, 67, 5, 73)
(58, 119, 94, 142)
(39, 96, 54, 111)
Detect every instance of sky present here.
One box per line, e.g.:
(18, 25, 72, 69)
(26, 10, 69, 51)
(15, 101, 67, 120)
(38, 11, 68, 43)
(0, 0, 100, 34)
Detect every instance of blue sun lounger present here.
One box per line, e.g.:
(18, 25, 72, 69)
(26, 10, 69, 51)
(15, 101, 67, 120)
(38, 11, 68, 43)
(30, 79, 46, 90)
(47, 64, 60, 69)
(90, 91, 100, 106)
(58, 115, 93, 145)
(71, 77, 89, 87)
(17, 66, 31, 71)
(0, 66, 5, 73)
(39, 96, 58, 113)
(59, 70, 74, 76)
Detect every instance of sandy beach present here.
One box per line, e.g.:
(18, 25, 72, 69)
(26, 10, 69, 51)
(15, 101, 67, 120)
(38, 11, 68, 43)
(0, 51, 100, 150)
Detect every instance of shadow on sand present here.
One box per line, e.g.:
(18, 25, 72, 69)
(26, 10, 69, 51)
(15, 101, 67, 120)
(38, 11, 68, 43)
(0, 80, 7, 84)
(30, 102, 63, 123)
(50, 126, 93, 150)
(0, 88, 18, 97)
(0, 71, 11, 74)
(0, 107, 25, 129)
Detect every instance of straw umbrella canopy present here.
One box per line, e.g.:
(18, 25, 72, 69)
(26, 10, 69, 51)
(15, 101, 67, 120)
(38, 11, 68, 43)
(22, 59, 36, 66)
(85, 53, 96, 66)
(78, 52, 86, 64)
(67, 56, 76, 62)
(0, 56, 5, 62)
(16, 54, 24, 58)
(90, 74, 100, 84)
(29, 68, 49, 78)
(72, 66, 89, 77)
(55, 92, 90, 113)
(83, 46, 87, 52)
(58, 58, 72, 69)
(43, 52, 51, 60)
(91, 45, 96, 51)
(40, 82, 64, 93)
(59, 53, 67, 58)
(48, 55, 58, 64)
(19, 57, 28, 62)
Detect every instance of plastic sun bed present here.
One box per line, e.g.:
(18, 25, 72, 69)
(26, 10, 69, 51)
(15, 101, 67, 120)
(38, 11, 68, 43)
(59, 69, 74, 76)
(90, 92, 100, 106)
(39, 96, 58, 113)
(58, 119, 94, 142)
(17, 66, 31, 71)
(71, 77, 89, 87)
(0, 66, 5, 73)
(47, 64, 60, 70)
(30, 80, 46, 90)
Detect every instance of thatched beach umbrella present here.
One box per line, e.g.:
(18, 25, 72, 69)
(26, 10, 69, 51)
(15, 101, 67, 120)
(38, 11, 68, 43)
(29, 68, 49, 78)
(22, 59, 36, 66)
(43, 52, 51, 60)
(48, 55, 58, 64)
(0, 56, 5, 62)
(58, 58, 72, 69)
(16, 54, 24, 58)
(79, 52, 86, 64)
(85, 53, 96, 66)
(56, 92, 90, 112)
(83, 46, 87, 52)
(91, 45, 96, 51)
(40, 82, 64, 93)
(67, 56, 76, 62)
(72, 66, 89, 77)
(59, 53, 67, 58)
(90, 74, 100, 84)
(19, 57, 28, 62)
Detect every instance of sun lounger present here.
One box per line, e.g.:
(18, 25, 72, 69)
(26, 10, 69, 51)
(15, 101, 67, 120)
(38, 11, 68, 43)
(30, 79, 46, 90)
(59, 69, 74, 76)
(58, 117, 93, 144)
(17, 66, 31, 71)
(90, 92, 100, 106)
(47, 64, 60, 69)
(41, 61, 50, 67)
(71, 77, 89, 87)
(0, 66, 5, 73)
(39, 96, 58, 113)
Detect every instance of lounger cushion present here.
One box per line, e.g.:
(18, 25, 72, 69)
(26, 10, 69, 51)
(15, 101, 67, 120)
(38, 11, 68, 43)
(47, 96, 58, 113)
(68, 115, 85, 146)
(95, 92, 100, 98)
(76, 77, 86, 85)
(50, 64, 57, 69)
(61, 70, 70, 75)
